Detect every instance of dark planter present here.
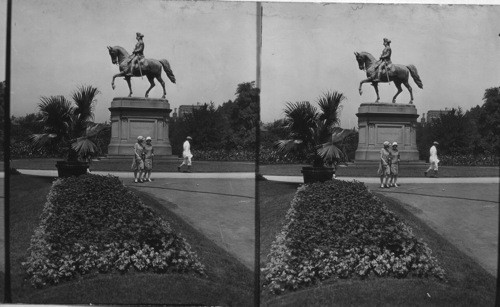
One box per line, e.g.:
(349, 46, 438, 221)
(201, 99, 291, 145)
(301, 166, 335, 184)
(56, 161, 89, 178)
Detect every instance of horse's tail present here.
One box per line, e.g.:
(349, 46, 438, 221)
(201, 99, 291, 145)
(407, 64, 423, 89)
(160, 59, 176, 84)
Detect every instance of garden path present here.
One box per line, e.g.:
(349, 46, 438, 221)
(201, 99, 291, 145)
(372, 182, 498, 277)
(129, 178, 255, 271)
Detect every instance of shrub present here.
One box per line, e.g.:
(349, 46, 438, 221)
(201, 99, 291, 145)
(23, 174, 205, 287)
(262, 180, 445, 294)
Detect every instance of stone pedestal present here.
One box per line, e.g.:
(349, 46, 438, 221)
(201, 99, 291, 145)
(107, 97, 172, 158)
(355, 103, 420, 161)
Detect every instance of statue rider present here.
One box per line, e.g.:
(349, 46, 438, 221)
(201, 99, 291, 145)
(126, 32, 145, 77)
(374, 38, 392, 82)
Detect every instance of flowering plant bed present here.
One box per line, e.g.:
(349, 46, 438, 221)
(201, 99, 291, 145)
(262, 180, 445, 294)
(23, 174, 205, 288)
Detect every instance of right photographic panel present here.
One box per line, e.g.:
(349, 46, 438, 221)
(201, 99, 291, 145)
(259, 3, 499, 306)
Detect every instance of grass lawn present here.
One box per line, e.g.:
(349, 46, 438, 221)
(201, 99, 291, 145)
(11, 158, 255, 173)
(259, 180, 496, 306)
(260, 163, 499, 177)
(10, 174, 253, 305)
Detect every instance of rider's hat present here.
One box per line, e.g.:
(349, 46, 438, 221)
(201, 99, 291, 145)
(136, 32, 144, 38)
(383, 38, 391, 44)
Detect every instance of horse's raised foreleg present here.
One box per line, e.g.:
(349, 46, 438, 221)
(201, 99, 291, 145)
(111, 72, 126, 90)
(359, 78, 373, 96)
(403, 81, 414, 104)
(145, 75, 155, 98)
(371, 82, 380, 102)
(157, 76, 166, 99)
(125, 77, 133, 97)
(392, 82, 403, 103)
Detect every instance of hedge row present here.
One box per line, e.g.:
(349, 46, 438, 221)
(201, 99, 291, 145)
(191, 149, 255, 161)
(23, 175, 205, 287)
(10, 140, 499, 166)
(11, 140, 66, 159)
(262, 180, 445, 294)
(438, 154, 499, 166)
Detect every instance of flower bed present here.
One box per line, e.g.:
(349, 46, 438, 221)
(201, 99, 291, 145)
(23, 174, 205, 288)
(262, 180, 445, 294)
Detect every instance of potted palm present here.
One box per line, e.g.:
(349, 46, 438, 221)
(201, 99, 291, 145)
(276, 91, 355, 183)
(30, 85, 108, 177)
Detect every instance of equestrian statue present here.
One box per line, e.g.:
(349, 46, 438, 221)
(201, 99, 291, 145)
(107, 32, 176, 99)
(354, 38, 423, 104)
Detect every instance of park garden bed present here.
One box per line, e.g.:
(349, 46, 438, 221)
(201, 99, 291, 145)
(262, 180, 445, 295)
(11, 174, 253, 304)
(22, 174, 205, 288)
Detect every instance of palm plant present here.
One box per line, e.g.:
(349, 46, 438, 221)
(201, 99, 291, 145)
(30, 85, 108, 161)
(276, 91, 355, 167)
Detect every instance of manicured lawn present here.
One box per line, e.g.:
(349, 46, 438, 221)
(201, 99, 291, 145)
(11, 158, 255, 173)
(10, 174, 253, 305)
(260, 163, 499, 177)
(259, 180, 496, 306)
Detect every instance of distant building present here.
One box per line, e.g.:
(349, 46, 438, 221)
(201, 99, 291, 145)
(177, 103, 203, 118)
(426, 108, 453, 122)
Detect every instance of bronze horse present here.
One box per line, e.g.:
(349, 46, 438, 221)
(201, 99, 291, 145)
(354, 51, 423, 104)
(107, 46, 176, 98)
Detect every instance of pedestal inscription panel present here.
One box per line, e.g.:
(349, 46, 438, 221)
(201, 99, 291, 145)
(355, 103, 420, 161)
(107, 97, 173, 157)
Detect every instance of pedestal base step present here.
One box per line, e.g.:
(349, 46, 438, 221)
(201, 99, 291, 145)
(103, 155, 180, 162)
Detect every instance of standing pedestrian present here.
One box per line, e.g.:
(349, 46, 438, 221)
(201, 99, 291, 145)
(377, 141, 391, 188)
(178, 136, 193, 172)
(132, 136, 145, 183)
(425, 141, 440, 178)
(142, 136, 154, 182)
(389, 142, 401, 187)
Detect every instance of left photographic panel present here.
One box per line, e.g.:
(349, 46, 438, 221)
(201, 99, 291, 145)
(9, 0, 257, 305)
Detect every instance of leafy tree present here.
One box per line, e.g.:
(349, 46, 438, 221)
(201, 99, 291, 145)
(478, 87, 500, 155)
(184, 102, 228, 149)
(261, 119, 288, 148)
(30, 85, 109, 161)
(430, 108, 471, 155)
(170, 81, 259, 154)
(219, 81, 260, 149)
(11, 113, 43, 141)
(465, 105, 486, 155)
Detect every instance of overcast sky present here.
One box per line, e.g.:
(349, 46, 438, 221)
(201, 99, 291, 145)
(9, 0, 257, 123)
(260, 3, 500, 128)
(4, 1, 500, 127)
